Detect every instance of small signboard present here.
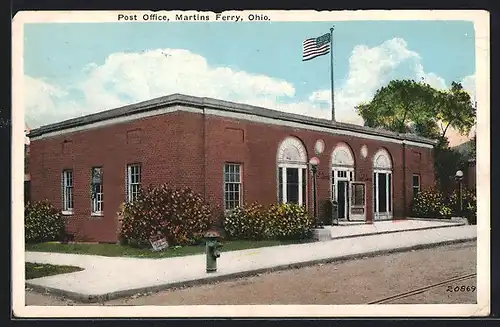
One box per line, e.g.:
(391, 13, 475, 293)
(204, 230, 221, 239)
(149, 235, 168, 252)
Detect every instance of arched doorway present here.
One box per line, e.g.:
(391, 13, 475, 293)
(373, 148, 393, 220)
(276, 137, 308, 206)
(331, 143, 355, 221)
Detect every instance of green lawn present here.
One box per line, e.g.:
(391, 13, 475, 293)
(25, 239, 307, 259)
(25, 262, 83, 280)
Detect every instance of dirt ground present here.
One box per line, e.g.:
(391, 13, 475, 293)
(25, 242, 477, 306)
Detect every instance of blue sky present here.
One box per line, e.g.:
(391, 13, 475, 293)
(23, 19, 476, 143)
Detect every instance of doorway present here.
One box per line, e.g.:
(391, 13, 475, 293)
(337, 180, 348, 220)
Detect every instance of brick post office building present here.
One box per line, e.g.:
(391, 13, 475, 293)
(28, 94, 437, 242)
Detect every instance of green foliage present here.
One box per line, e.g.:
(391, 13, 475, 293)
(223, 203, 267, 240)
(223, 203, 315, 241)
(356, 79, 440, 134)
(267, 203, 315, 240)
(356, 79, 476, 194)
(434, 139, 468, 193)
(25, 201, 66, 243)
(436, 82, 476, 138)
(119, 185, 215, 247)
(411, 187, 477, 224)
(447, 188, 477, 225)
(356, 79, 476, 140)
(411, 188, 452, 218)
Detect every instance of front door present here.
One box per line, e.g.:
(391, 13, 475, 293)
(349, 182, 366, 221)
(337, 180, 348, 220)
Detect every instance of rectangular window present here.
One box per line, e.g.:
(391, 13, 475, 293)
(126, 164, 141, 203)
(62, 170, 73, 213)
(412, 174, 421, 199)
(224, 163, 242, 211)
(91, 167, 103, 215)
(286, 168, 299, 204)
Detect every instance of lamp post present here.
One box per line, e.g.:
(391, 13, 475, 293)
(309, 157, 321, 228)
(455, 170, 464, 217)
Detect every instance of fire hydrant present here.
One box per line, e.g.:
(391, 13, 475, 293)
(204, 230, 223, 273)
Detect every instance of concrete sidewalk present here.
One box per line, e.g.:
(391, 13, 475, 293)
(327, 218, 466, 239)
(25, 224, 477, 303)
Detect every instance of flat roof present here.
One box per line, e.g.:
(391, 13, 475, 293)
(28, 93, 437, 146)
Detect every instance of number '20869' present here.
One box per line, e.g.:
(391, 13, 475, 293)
(446, 285, 476, 292)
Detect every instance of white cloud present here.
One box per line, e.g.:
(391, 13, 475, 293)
(23, 39, 475, 136)
(460, 74, 476, 101)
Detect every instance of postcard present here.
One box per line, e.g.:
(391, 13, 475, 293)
(12, 9, 490, 318)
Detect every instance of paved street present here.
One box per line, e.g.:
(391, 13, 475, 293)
(26, 242, 477, 306)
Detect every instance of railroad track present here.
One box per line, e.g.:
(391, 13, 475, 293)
(367, 273, 477, 304)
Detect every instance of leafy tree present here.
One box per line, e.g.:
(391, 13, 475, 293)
(356, 79, 476, 192)
(356, 80, 440, 134)
(435, 82, 476, 140)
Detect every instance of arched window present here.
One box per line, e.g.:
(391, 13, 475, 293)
(372, 148, 393, 220)
(331, 143, 355, 220)
(277, 137, 308, 206)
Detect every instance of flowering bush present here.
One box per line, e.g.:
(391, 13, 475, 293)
(223, 203, 315, 241)
(447, 188, 477, 225)
(223, 203, 268, 240)
(119, 185, 215, 247)
(267, 203, 315, 240)
(25, 201, 66, 243)
(411, 187, 452, 218)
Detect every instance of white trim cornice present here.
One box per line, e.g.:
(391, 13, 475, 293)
(30, 104, 435, 149)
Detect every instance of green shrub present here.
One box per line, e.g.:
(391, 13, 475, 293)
(223, 203, 267, 240)
(223, 203, 315, 241)
(266, 203, 315, 240)
(411, 187, 452, 218)
(447, 188, 477, 225)
(119, 185, 215, 247)
(25, 201, 66, 243)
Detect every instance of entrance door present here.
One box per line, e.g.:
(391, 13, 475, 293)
(349, 182, 366, 221)
(373, 171, 393, 220)
(337, 180, 348, 220)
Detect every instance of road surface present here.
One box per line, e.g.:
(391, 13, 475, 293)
(25, 242, 477, 305)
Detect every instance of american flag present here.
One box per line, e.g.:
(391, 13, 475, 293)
(302, 33, 331, 61)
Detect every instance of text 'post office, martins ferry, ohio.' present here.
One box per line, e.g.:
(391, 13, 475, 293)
(27, 94, 437, 242)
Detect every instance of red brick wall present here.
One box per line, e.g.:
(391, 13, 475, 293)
(29, 112, 205, 242)
(29, 110, 436, 242)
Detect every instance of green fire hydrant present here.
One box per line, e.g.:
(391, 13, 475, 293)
(204, 230, 223, 273)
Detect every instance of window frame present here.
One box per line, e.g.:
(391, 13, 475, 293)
(412, 173, 421, 199)
(277, 164, 307, 207)
(126, 163, 142, 203)
(62, 169, 73, 215)
(90, 167, 104, 216)
(223, 163, 243, 211)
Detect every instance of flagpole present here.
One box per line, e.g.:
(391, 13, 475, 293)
(330, 26, 335, 122)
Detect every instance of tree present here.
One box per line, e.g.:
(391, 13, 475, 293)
(355, 79, 476, 140)
(435, 82, 476, 140)
(355, 79, 440, 135)
(356, 79, 476, 192)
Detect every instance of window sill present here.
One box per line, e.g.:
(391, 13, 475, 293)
(90, 213, 104, 218)
(61, 211, 73, 216)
